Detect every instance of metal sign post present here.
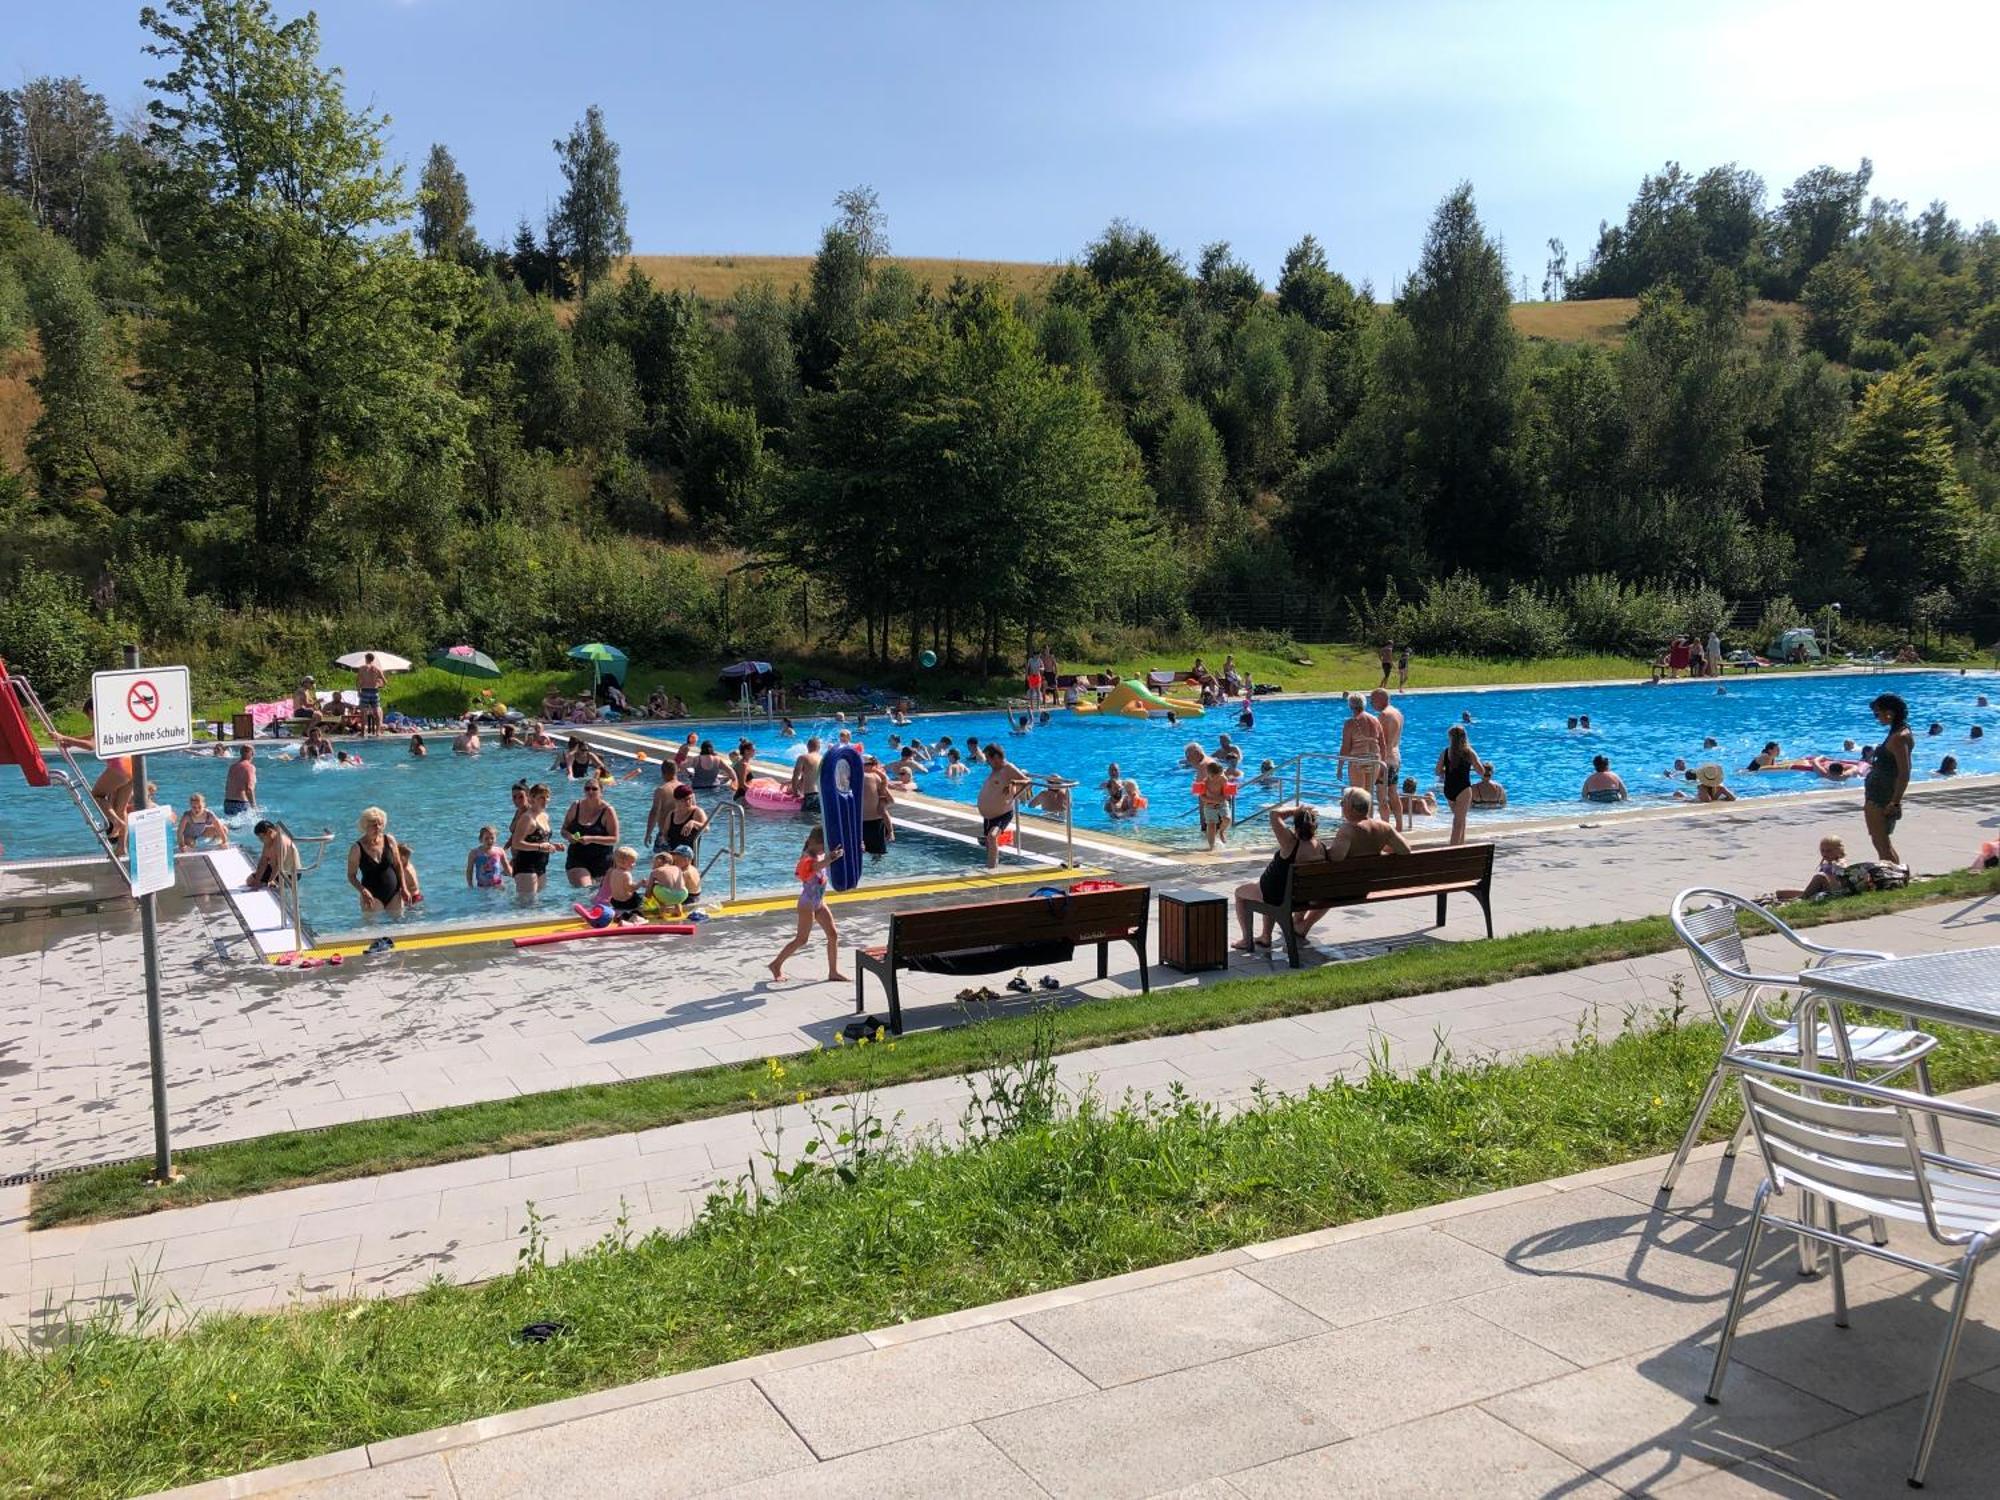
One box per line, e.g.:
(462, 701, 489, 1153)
(98, 645, 181, 1183)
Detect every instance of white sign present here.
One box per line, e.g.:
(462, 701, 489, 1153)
(91, 666, 193, 758)
(125, 805, 176, 896)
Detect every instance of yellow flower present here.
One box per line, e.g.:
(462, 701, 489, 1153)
(1651, 1096, 1663, 1108)
(795, 1090, 807, 1105)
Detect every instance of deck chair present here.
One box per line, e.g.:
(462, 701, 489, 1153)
(1709, 1059, 2000, 1487)
(1658, 888, 1938, 1200)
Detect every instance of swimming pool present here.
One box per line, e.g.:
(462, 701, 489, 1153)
(0, 740, 999, 939)
(677, 670, 2000, 848)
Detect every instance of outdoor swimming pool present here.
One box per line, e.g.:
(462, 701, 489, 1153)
(705, 669, 2000, 848)
(0, 740, 999, 940)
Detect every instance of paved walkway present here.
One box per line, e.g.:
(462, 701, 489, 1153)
(15, 898, 1999, 1342)
(5, 785, 1994, 1174)
(154, 1101, 2000, 1499)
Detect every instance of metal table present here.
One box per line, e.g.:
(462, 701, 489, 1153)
(1806, 947, 2000, 1035)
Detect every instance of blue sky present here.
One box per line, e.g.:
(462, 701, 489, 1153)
(12, 0, 2000, 293)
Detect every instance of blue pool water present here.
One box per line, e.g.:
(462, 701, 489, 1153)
(688, 670, 2000, 848)
(0, 739, 991, 939)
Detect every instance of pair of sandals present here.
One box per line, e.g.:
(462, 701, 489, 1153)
(1007, 974, 1061, 994)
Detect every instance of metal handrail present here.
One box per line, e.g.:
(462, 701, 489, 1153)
(701, 799, 747, 903)
(3, 668, 120, 868)
(271, 825, 334, 954)
(1012, 772, 1077, 867)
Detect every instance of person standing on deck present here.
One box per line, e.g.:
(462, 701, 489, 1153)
(356, 653, 386, 736)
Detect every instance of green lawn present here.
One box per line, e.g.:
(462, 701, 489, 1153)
(10, 1004, 2000, 1500)
(34, 868, 1998, 1231)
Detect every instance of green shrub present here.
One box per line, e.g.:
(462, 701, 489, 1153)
(1753, 594, 1806, 652)
(1398, 571, 1505, 655)
(1495, 584, 1571, 657)
(0, 563, 103, 704)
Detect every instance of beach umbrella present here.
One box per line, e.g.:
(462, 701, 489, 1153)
(334, 650, 412, 673)
(566, 641, 628, 686)
(426, 644, 501, 679)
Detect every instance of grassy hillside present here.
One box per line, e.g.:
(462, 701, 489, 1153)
(621, 253, 1060, 302)
(1511, 297, 1800, 346)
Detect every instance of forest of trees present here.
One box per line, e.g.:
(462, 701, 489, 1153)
(2, 0, 1998, 703)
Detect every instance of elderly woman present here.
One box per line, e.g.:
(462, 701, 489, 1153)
(346, 806, 405, 915)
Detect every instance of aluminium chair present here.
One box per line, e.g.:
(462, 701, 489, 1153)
(1659, 887, 1939, 1201)
(1708, 1059, 2000, 1488)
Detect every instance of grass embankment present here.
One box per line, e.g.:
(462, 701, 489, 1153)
(1510, 297, 1800, 347)
(48, 642, 1663, 744)
(11, 1004, 2000, 1499)
(34, 869, 1999, 1230)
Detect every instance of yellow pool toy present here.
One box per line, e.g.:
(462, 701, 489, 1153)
(1072, 680, 1205, 717)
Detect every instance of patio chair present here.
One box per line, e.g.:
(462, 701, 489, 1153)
(1708, 1059, 2000, 1487)
(1658, 888, 1939, 1200)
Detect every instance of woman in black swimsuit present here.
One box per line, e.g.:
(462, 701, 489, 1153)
(1864, 692, 1914, 864)
(558, 736, 605, 780)
(1232, 805, 1322, 952)
(346, 806, 405, 914)
(562, 779, 619, 888)
(659, 783, 708, 857)
(509, 782, 559, 895)
(689, 741, 726, 789)
(1436, 724, 1482, 846)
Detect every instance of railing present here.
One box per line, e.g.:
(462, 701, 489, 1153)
(3, 667, 120, 868)
(701, 799, 747, 903)
(1012, 773, 1078, 867)
(271, 826, 336, 954)
(1235, 748, 1385, 826)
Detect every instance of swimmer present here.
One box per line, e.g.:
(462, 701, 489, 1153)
(1703, 737, 1718, 749)
(409, 733, 427, 758)
(1975, 726, 1986, 740)
(1461, 711, 1474, 725)
(1664, 757, 1689, 777)
(1249, 758, 1280, 788)
(780, 717, 796, 739)
(944, 748, 966, 776)
(1566, 717, 1578, 730)
(1580, 715, 1591, 730)
(465, 826, 512, 889)
(1181, 741, 1207, 770)
(1980, 697, 1991, 709)
(1928, 722, 1944, 736)
(1107, 778, 1144, 818)
(1940, 755, 1961, 776)
(1400, 776, 1437, 816)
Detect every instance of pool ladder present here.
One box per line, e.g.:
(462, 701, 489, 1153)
(2, 666, 121, 868)
(269, 826, 336, 955)
(1236, 750, 1383, 825)
(701, 800, 747, 903)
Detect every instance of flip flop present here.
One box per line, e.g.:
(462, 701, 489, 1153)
(364, 937, 394, 955)
(1038, 975, 1060, 991)
(1006, 975, 1032, 994)
(327, 954, 345, 967)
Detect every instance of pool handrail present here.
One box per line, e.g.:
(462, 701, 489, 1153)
(701, 799, 747, 903)
(2, 665, 121, 869)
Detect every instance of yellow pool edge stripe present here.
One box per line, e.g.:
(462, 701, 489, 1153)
(284, 863, 1109, 961)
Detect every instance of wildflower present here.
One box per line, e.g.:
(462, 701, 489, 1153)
(1651, 1096, 1663, 1108)
(795, 1090, 807, 1105)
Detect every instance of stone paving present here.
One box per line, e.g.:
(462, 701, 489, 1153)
(155, 1112, 2000, 1499)
(5, 784, 1993, 1176)
(12, 898, 1996, 1345)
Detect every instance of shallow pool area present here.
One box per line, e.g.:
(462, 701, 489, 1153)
(664, 669, 2000, 848)
(0, 739, 999, 940)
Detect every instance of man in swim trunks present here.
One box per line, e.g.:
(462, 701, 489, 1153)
(978, 743, 1031, 869)
(790, 736, 823, 813)
(1369, 688, 1406, 830)
(860, 755, 895, 860)
(223, 745, 257, 815)
(356, 652, 386, 736)
(644, 760, 682, 851)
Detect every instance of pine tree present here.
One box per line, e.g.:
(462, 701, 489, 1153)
(549, 105, 629, 297)
(1818, 369, 1972, 621)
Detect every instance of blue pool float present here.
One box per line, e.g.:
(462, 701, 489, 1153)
(819, 744, 866, 892)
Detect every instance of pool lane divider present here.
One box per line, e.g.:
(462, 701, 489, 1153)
(281, 862, 1110, 961)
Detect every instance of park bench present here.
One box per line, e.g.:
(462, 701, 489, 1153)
(854, 885, 1151, 1034)
(1245, 843, 1496, 968)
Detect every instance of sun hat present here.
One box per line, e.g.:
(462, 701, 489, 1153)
(1696, 763, 1725, 787)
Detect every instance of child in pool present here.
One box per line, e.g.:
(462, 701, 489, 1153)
(465, 825, 513, 889)
(1400, 777, 1437, 816)
(409, 733, 427, 758)
(769, 829, 846, 982)
(595, 845, 644, 918)
(1107, 778, 1146, 817)
(944, 748, 966, 777)
(396, 840, 424, 905)
(643, 847, 702, 915)
(1197, 761, 1233, 849)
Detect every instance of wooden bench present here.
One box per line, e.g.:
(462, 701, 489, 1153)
(855, 886, 1151, 1034)
(1245, 844, 1496, 968)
